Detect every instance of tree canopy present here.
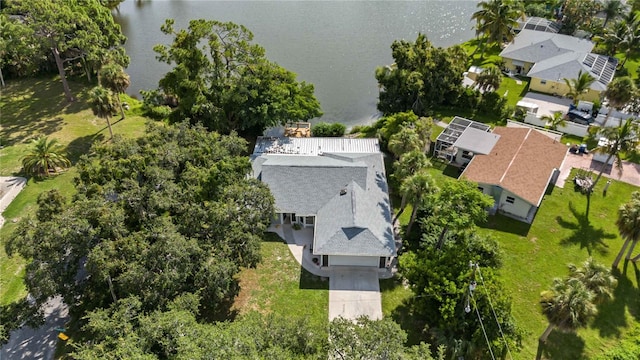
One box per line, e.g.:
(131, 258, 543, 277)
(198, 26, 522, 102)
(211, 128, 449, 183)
(3, 0, 128, 101)
(6, 122, 275, 325)
(375, 34, 468, 116)
(152, 19, 322, 135)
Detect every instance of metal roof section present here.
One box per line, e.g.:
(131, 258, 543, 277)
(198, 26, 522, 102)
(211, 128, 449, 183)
(253, 136, 380, 156)
(434, 116, 492, 160)
(515, 17, 561, 33)
(453, 127, 501, 155)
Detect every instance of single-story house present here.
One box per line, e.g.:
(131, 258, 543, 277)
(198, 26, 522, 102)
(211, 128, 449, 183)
(500, 30, 617, 102)
(461, 127, 568, 223)
(251, 137, 395, 268)
(514, 16, 561, 34)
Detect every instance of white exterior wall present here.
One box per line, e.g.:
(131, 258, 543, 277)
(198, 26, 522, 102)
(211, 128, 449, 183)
(498, 190, 534, 219)
(524, 114, 589, 137)
(329, 255, 379, 267)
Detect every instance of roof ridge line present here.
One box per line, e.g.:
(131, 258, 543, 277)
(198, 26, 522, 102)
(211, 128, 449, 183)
(499, 128, 531, 184)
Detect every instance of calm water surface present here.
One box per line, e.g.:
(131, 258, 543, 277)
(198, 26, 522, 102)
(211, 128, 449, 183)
(115, 0, 478, 127)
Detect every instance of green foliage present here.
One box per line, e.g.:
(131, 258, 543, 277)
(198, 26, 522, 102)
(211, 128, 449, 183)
(472, 0, 525, 58)
(329, 317, 445, 360)
(376, 34, 468, 115)
(6, 122, 275, 329)
(73, 295, 328, 359)
(153, 19, 321, 135)
(399, 231, 520, 359)
(87, 86, 116, 139)
(311, 122, 346, 137)
(3, 0, 128, 100)
(21, 136, 71, 177)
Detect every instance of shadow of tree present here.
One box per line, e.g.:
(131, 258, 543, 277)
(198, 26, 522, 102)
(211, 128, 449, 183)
(591, 268, 638, 337)
(539, 330, 587, 360)
(0, 77, 91, 146)
(480, 213, 531, 237)
(390, 298, 426, 346)
(556, 201, 615, 256)
(66, 133, 105, 164)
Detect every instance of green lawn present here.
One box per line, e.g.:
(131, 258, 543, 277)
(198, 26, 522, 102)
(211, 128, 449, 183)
(460, 38, 503, 68)
(233, 232, 329, 330)
(387, 161, 640, 359)
(0, 76, 148, 305)
(479, 170, 640, 360)
(496, 76, 530, 108)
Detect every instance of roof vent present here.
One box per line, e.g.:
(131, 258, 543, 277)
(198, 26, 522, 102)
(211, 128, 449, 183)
(340, 189, 347, 196)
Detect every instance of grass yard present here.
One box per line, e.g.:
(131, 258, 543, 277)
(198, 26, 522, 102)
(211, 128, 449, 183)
(496, 76, 530, 108)
(233, 232, 329, 330)
(0, 76, 149, 305)
(479, 170, 640, 360)
(460, 38, 503, 68)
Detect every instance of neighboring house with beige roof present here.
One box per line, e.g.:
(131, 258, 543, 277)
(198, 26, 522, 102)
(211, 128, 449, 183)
(500, 30, 617, 102)
(461, 127, 568, 223)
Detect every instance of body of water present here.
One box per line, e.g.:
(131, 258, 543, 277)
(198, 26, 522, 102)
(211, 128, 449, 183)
(115, 0, 478, 127)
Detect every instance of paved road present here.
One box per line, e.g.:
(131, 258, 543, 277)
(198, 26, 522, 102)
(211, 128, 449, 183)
(329, 268, 382, 321)
(0, 297, 69, 360)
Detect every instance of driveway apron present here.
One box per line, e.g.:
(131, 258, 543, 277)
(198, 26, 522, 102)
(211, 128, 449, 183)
(329, 268, 382, 321)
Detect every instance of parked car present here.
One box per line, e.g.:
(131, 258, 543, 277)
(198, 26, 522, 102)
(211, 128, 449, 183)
(566, 109, 593, 125)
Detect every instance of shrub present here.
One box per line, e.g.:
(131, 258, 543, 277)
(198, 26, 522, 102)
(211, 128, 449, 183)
(146, 105, 172, 120)
(312, 122, 346, 137)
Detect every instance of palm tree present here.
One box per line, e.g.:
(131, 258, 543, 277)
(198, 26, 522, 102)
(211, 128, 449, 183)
(613, 192, 640, 267)
(471, 0, 524, 59)
(21, 137, 71, 177)
(541, 111, 566, 131)
(620, 18, 640, 67)
(594, 20, 628, 55)
(589, 119, 639, 194)
(475, 65, 503, 92)
(563, 70, 596, 104)
(415, 116, 434, 153)
(99, 63, 130, 119)
(396, 170, 435, 234)
(602, 0, 628, 27)
(392, 152, 431, 224)
(536, 278, 597, 360)
(602, 77, 637, 126)
(393, 150, 431, 185)
(568, 258, 617, 303)
(388, 126, 424, 159)
(88, 86, 116, 140)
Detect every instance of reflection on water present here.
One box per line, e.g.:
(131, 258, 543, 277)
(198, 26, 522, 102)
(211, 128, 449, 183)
(115, 0, 478, 127)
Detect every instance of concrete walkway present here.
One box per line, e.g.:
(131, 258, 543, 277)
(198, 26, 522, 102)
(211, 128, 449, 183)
(0, 176, 27, 228)
(557, 152, 640, 188)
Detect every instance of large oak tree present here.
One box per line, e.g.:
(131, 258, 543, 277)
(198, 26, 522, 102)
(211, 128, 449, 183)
(3, 0, 128, 101)
(153, 19, 322, 135)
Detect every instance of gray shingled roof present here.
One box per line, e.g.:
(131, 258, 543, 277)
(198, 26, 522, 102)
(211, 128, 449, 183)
(527, 52, 617, 91)
(499, 30, 594, 63)
(314, 181, 394, 256)
(259, 155, 368, 215)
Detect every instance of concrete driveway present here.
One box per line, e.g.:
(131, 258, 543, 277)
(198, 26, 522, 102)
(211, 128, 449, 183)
(521, 92, 572, 117)
(1, 296, 69, 360)
(557, 152, 640, 188)
(329, 268, 382, 321)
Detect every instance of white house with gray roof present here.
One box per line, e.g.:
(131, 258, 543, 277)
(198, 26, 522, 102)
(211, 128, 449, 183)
(251, 137, 395, 268)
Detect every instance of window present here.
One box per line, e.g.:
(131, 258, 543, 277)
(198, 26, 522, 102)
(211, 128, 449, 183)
(306, 216, 314, 225)
(540, 80, 547, 85)
(506, 196, 515, 204)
